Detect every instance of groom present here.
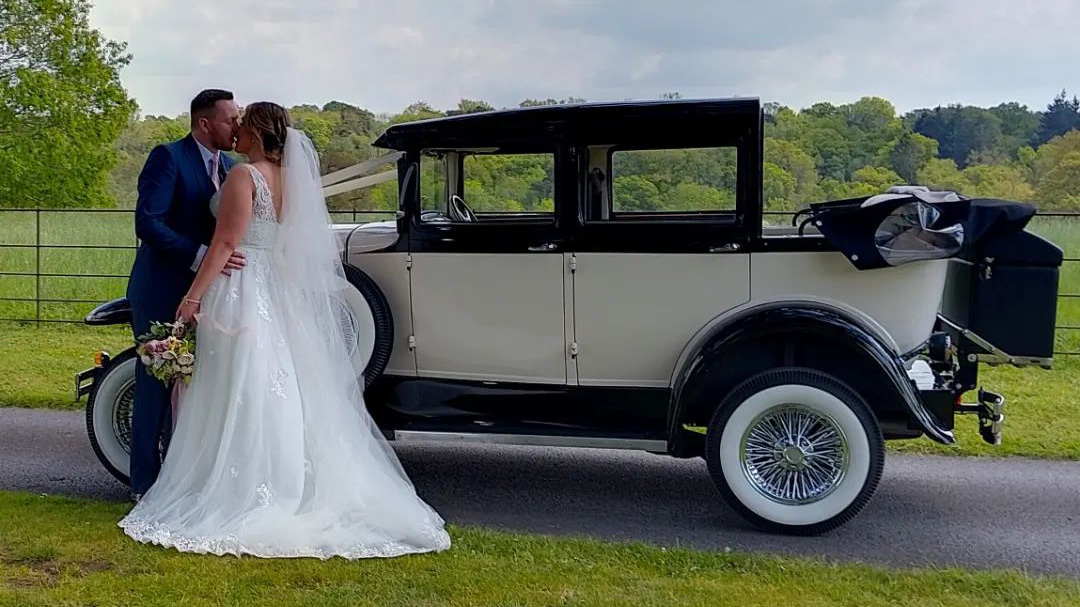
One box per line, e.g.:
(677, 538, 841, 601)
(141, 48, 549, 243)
(126, 89, 245, 498)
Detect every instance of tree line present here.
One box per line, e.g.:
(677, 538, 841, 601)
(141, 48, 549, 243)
(100, 93, 1080, 214)
(2, 0, 1079, 212)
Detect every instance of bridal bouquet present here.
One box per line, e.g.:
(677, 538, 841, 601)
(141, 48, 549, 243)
(136, 321, 197, 387)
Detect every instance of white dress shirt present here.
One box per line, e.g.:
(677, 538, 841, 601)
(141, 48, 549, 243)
(190, 138, 221, 272)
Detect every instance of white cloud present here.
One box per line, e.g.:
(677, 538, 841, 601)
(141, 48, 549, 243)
(87, 0, 1080, 117)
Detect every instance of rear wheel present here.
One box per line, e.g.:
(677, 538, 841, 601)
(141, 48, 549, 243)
(705, 367, 884, 535)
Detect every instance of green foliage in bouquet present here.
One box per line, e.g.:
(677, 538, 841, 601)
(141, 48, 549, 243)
(134, 321, 197, 386)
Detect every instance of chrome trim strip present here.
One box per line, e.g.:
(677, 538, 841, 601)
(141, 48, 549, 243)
(391, 431, 668, 451)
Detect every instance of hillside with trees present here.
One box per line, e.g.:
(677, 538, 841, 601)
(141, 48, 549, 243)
(98, 92, 1080, 215)
(7, 91, 1080, 214)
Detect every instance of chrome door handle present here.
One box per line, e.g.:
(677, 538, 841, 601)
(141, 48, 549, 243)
(528, 242, 557, 252)
(708, 243, 742, 253)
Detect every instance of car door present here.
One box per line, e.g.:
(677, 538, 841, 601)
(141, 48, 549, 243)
(570, 144, 752, 388)
(408, 149, 569, 385)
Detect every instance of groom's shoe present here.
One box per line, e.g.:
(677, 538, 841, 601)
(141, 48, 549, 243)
(129, 492, 143, 504)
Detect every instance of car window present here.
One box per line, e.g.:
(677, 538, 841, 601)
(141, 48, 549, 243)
(420, 151, 448, 213)
(420, 150, 555, 223)
(464, 153, 554, 214)
(609, 147, 737, 216)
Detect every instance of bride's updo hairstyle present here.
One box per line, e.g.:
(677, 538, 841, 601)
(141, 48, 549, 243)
(242, 102, 291, 163)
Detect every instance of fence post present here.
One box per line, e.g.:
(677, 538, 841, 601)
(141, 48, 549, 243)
(35, 209, 41, 327)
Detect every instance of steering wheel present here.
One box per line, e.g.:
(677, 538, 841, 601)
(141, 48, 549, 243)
(449, 194, 477, 223)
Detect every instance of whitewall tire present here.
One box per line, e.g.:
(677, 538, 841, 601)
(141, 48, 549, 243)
(705, 368, 884, 535)
(332, 276, 376, 379)
(85, 348, 136, 484)
(341, 264, 394, 388)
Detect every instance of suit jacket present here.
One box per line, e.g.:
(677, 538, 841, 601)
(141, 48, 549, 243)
(126, 134, 236, 326)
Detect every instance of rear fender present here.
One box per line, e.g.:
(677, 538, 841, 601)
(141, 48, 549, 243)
(669, 305, 954, 446)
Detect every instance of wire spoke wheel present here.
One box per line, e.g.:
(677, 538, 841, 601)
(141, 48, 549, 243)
(740, 404, 848, 505)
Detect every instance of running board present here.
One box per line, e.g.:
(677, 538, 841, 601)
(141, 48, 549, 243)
(390, 430, 668, 451)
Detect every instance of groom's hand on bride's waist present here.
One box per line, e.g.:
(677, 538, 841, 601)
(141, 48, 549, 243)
(222, 250, 246, 276)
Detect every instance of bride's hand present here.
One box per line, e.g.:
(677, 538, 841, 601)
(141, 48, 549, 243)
(176, 297, 201, 324)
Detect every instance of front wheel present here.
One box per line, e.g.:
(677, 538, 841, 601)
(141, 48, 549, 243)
(705, 367, 884, 535)
(85, 348, 137, 485)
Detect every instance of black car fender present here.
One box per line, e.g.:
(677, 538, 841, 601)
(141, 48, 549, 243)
(668, 303, 954, 445)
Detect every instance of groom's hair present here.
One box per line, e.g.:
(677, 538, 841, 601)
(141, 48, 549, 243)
(190, 89, 234, 125)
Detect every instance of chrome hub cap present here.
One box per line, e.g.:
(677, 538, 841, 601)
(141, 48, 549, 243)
(740, 404, 849, 505)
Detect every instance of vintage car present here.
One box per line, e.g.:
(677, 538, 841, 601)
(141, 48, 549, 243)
(76, 98, 1062, 535)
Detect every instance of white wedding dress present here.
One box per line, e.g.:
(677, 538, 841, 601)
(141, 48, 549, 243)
(119, 132, 450, 559)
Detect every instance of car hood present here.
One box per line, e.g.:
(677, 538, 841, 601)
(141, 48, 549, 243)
(333, 220, 399, 255)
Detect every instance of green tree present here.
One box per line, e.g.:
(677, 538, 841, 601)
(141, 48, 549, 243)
(851, 166, 902, 190)
(1035, 152, 1080, 210)
(889, 132, 938, 183)
(446, 98, 494, 116)
(660, 182, 733, 211)
(762, 162, 796, 210)
(108, 113, 187, 207)
(961, 164, 1035, 201)
(92, 92, 1080, 216)
(909, 105, 1003, 168)
(612, 175, 661, 211)
(764, 137, 820, 203)
(989, 101, 1040, 154)
(289, 105, 336, 151)
(1032, 130, 1080, 209)
(388, 101, 443, 126)
(518, 97, 586, 107)
(0, 0, 135, 207)
(324, 101, 376, 136)
(844, 97, 903, 169)
(916, 158, 972, 193)
(1035, 90, 1080, 145)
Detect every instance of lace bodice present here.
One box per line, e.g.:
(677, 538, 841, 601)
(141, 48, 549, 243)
(210, 164, 279, 249)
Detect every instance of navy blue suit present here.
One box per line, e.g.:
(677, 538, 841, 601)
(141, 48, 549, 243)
(126, 134, 234, 493)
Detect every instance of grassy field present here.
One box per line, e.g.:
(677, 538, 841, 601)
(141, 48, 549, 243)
(1, 491, 1078, 607)
(0, 210, 386, 322)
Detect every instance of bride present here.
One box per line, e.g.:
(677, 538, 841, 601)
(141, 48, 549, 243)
(119, 102, 451, 559)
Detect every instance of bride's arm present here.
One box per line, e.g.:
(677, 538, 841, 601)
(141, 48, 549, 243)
(177, 169, 255, 321)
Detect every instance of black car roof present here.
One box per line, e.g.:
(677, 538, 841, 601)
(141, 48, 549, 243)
(372, 97, 761, 151)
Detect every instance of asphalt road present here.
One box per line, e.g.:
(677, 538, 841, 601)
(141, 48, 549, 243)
(2, 407, 1078, 577)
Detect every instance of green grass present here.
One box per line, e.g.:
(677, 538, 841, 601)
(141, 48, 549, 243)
(0, 491, 1078, 607)
(1029, 216, 1080, 354)
(891, 360, 1080, 459)
(0, 324, 130, 408)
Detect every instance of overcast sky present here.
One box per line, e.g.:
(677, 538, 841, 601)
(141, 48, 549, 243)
(88, 0, 1079, 117)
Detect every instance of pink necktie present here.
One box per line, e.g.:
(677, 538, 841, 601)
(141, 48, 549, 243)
(210, 154, 220, 190)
